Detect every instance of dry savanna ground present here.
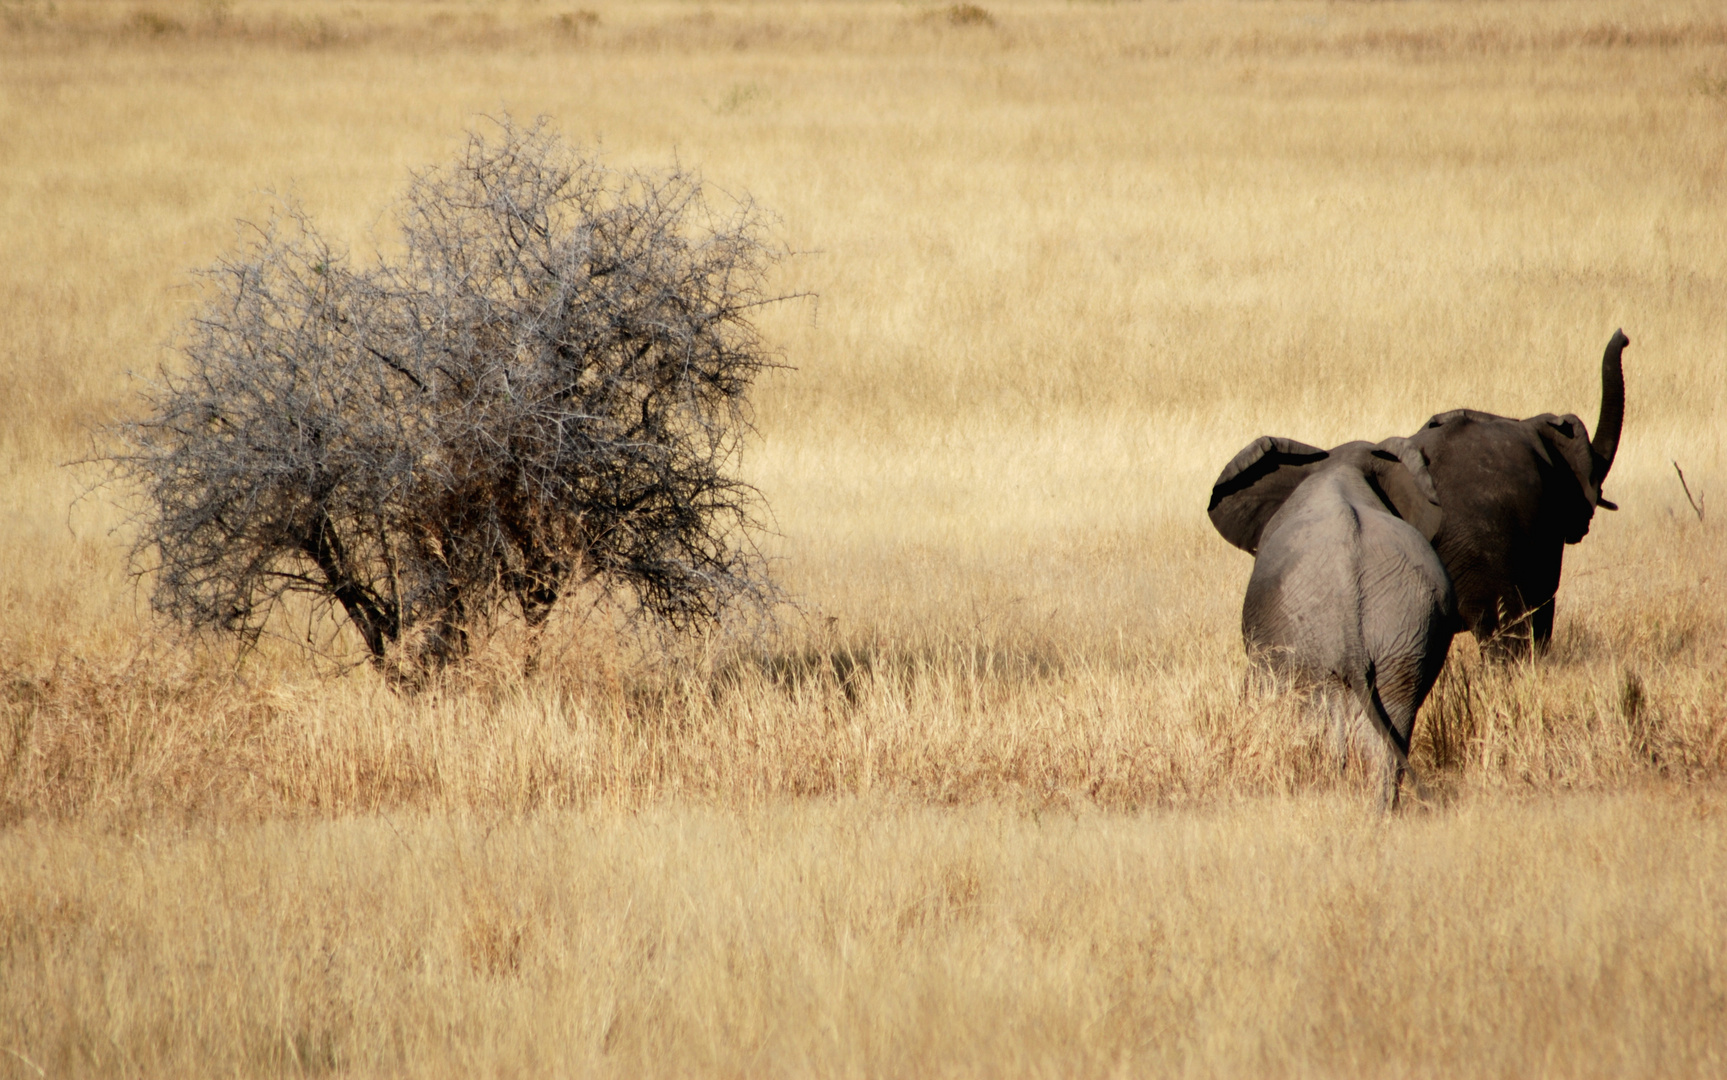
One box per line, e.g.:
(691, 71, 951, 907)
(2, 1, 1726, 1075)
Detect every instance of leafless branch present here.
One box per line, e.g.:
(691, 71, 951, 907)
(1673, 460, 1704, 523)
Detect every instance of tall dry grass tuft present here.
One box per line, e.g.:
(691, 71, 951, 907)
(5, 596, 1724, 826)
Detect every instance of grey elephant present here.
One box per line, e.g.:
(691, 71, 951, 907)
(1407, 330, 1629, 657)
(1208, 435, 1457, 810)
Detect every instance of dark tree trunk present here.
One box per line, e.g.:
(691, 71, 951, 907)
(298, 511, 398, 662)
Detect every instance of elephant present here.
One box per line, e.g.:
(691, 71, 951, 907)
(1208, 435, 1457, 810)
(1407, 330, 1628, 657)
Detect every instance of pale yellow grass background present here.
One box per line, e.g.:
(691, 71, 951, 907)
(1, 1, 1725, 1075)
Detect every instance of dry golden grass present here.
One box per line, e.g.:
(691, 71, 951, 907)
(5, 794, 1726, 1077)
(2, 0, 1726, 1074)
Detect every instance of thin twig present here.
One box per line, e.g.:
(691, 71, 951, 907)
(1673, 460, 1705, 523)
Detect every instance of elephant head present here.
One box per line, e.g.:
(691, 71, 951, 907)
(1408, 330, 1629, 655)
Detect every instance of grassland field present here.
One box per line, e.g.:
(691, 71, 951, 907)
(2, 0, 1726, 1075)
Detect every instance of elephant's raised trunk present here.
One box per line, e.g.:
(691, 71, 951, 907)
(1590, 328, 1628, 489)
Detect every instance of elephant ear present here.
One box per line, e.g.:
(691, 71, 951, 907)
(1366, 436, 1443, 543)
(1208, 436, 1330, 553)
(1527, 412, 1606, 541)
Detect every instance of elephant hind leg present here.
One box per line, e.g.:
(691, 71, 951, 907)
(1373, 728, 1407, 812)
(1308, 684, 1353, 777)
(1354, 677, 1411, 813)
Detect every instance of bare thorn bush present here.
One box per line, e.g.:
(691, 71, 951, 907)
(109, 118, 790, 678)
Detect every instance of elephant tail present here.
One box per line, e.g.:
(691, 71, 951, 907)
(1349, 660, 1411, 811)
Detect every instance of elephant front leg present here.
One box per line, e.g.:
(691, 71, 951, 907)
(1478, 597, 1540, 662)
(1530, 600, 1556, 652)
